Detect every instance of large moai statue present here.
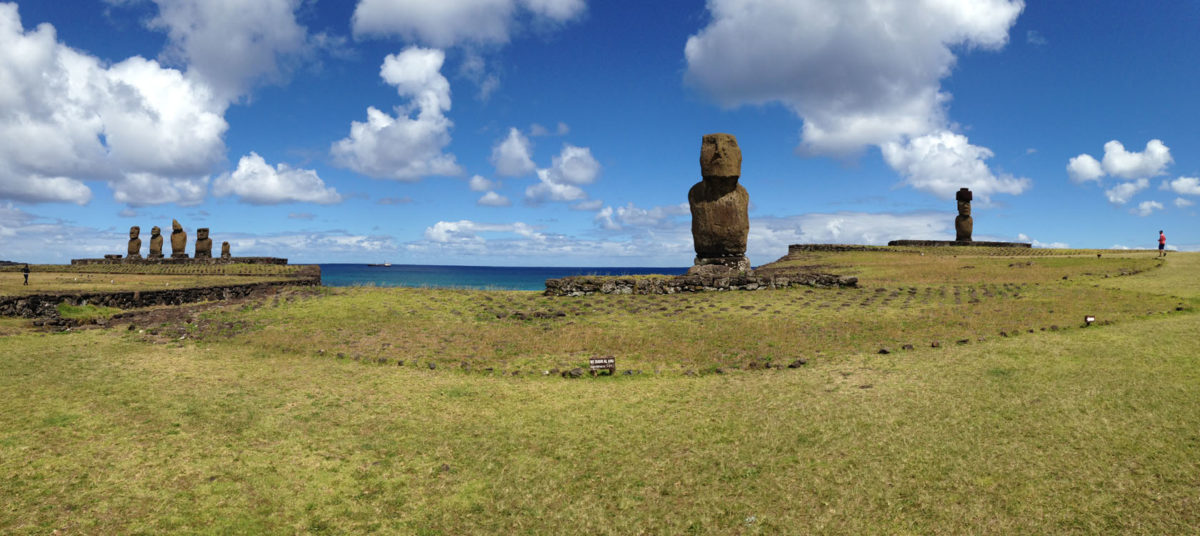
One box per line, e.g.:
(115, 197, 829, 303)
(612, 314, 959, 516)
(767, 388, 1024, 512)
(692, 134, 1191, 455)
(170, 219, 188, 258)
(148, 226, 164, 258)
(220, 241, 231, 259)
(195, 228, 213, 258)
(688, 133, 750, 273)
(955, 188, 973, 242)
(126, 226, 142, 259)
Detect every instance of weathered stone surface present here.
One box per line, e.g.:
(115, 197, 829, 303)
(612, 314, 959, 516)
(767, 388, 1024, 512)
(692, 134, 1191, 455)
(690, 133, 749, 267)
(220, 241, 231, 259)
(955, 187, 973, 242)
(544, 271, 856, 296)
(699, 133, 741, 179)
(886, 240, 1031, 248)
(170, 220, 188, 258)
(148, 226, 164, 258)
(195, 228, 212, 259)
(127, 226, 142, 259)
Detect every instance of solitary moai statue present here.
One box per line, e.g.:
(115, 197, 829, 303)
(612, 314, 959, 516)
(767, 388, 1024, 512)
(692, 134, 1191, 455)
(195, 228, 213, 258)
(220, 241, 231, 259)
(148, 226, 164, 258)
(170, 219, 188, 258)
(955, 188, 973, 242)
(688, 133, 750, 273)
(126, 226, 142, 259)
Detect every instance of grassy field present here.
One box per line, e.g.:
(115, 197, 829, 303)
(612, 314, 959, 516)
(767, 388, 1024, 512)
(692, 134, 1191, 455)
(1, 249, 1198, 534)
(0, 263, 314, 296)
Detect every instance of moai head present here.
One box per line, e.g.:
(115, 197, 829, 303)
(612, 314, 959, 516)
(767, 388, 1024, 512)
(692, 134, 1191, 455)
(150, 226, 161, 238)
(699, 133, 742, 180)
(197, 228, 209, 240)
(129, 226, 140, 239)
(172, 219, 183, 233)
(956, 188, 973, 217)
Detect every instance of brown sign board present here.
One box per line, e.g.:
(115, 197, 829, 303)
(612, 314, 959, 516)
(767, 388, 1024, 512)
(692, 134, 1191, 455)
(589, 357, 615, 371)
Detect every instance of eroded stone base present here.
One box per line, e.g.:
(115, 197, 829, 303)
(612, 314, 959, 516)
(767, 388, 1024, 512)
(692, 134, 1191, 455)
(689, 255, 750, 274)
(887, 240, 1032, 248)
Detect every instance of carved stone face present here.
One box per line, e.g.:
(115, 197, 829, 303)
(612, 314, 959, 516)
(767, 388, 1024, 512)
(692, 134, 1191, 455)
(197, 228, 209, 240)
(699, 133, 742, 179)
(957, 200, 971, 217)
(129, 226, 140, 238)
(151, 226, 161, 237)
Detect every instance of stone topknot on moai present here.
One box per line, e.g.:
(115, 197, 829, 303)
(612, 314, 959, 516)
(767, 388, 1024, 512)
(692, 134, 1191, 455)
(127, 226, 142, 259)
(688, 133, 750, 274)
(195, 228, 213, 258)
(148, 226, 164, 258)
(221, 241, 231, 259)
(955, 188, 973, 242)
(170, 219, 188, 258)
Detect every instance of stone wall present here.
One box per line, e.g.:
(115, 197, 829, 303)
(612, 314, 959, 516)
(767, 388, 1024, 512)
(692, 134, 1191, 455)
(886, 240, 1032, 248)
(545, 272, 856, 296)
(788, 244, 895, 254)
(70, 256, 288, 266)
(0, 278, 318, 319)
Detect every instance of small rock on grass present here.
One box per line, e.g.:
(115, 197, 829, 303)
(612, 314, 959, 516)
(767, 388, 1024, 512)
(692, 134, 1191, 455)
(931, 341, 941, 348)
(956, 339, 970, 345)
(901, 344, 914, 351)
(428, 362, 437, 370)
(877, 348, 891, 355)
(787, 359, 807, 368)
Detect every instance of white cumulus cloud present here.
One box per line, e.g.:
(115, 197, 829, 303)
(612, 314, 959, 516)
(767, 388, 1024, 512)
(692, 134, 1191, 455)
(525, 144, 601, 204)
(685, 0, 1023, 156)
(331, 47, 462, 180)
(477, 191, 511, 207)
(424, 219, 543, 243)
(1105, 178, 1148, 205)
(1067, 153, 1104, 183)
(468, 174, 498, 192)
(1162, 176, 1200, 196)
(352, 0, 587, 47)
(881, 131, 1030, 199)
(490, 127, 536, 177)
(0, 3, 230, 206)
(1174, 197, 1194, 208)
(134, 0, 311, 103)
(594, 202, 689, 231)
(1132, 200, 1163, 217)
(214, 152, 342, 205)
(1100, 140, 1172, 180)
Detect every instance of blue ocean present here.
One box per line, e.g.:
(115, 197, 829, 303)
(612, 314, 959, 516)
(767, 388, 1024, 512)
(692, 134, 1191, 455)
(318, 264, 687, 291)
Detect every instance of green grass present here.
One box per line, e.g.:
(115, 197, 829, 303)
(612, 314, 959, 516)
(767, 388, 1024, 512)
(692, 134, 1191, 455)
(55, 303, 123, 321)
(1, 250, 1198, 534)
(0, 271, 306, 296)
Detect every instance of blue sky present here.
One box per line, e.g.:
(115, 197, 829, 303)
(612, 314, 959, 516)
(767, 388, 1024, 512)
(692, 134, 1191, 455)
(2, 0, 1198, 265)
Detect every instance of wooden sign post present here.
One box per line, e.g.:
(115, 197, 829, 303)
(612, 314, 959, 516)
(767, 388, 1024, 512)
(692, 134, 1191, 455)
(589, 356, 616, 375)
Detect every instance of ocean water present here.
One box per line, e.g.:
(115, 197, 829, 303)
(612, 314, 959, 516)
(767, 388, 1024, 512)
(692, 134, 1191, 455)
(318, 264, 687, 291)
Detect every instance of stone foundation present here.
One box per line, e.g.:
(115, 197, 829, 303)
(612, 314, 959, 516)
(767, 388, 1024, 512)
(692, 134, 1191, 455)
(0, 277, 319, 319)
(545, 271, 856, 296)
(886, 240, 1031, 248)
(70, 256, 288, 266)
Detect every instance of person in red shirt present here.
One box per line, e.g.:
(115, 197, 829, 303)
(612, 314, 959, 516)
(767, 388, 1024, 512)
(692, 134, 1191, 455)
(1158, 230, 1167, 257)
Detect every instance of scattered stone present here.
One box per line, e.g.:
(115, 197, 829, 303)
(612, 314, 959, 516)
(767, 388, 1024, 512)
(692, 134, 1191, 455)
(622, 370, 633, 376)
(956, 339, 970, 345)
(859, 384, 874, 389)
(999, 331, 1008, 337)
(428, 362, 437, 370)
(396, 360, 404, 366)
(787, 359, 807, 368)
(714, 368, 725, 374)
(1049, 325, 1059, 331)
(931, 341, 941, 348)
(563, 368, 584, 379)
(376, 357, 387, 364)
(901, 344, 914, 351)
(336, 352, 345, 359)
(877, 348, 891, 355)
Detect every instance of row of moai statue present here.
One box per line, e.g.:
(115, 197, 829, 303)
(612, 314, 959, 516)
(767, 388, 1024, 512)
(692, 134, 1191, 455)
(127, 220, 231, 260)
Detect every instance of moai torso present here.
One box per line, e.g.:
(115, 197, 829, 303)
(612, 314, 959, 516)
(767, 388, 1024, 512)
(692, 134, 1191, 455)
(148, 226, 164, 258)
(955, 188, 973, 242)
(689, 133, 750, 269)
(220, 241, 231, 259)
(127, 226, 142, 259)
(170, 219, 188, 258)
(195, 228, 213, 258)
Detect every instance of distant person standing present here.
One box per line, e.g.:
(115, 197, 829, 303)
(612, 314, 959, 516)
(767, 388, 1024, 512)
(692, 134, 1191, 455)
(1158, 230, 1167, 257)
(22, 263, 29, 285)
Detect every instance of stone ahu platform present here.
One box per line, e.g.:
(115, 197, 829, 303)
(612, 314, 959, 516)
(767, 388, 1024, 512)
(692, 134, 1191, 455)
(886, 240, 1031, 248)
(70, 256, 288, 266)
(545, 266, 857, 296)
